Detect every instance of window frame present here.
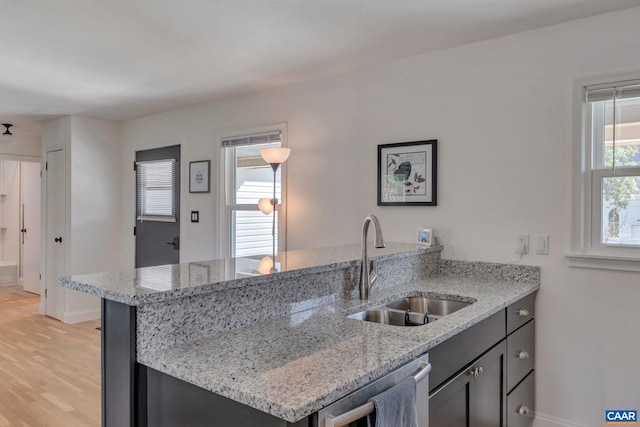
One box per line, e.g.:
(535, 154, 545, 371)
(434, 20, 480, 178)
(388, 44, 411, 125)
(218, 124, 288, 259)
(569, 72, 640, 271)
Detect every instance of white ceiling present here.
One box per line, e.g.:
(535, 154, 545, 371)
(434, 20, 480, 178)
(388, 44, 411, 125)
(1, 0, 640, 123)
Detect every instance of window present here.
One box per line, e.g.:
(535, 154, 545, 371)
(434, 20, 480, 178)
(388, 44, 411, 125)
(220, 128, 286, 258)
(136, 159, 176, 222)
(570, 76, 640, 270)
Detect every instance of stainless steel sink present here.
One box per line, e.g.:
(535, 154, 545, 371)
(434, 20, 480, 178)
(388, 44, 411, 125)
(386, 297, 471, 318)
(347, 295, 473, 327)
(348, 308, 409, 326)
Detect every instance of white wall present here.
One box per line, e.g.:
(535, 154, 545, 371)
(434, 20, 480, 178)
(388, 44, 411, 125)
(0, 117, 41, 159)
(121, 8, 640, 426)
(42, 115, 122, 322)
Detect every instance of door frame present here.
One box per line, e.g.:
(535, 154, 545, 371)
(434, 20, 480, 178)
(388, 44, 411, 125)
(41, 145, 69, 316)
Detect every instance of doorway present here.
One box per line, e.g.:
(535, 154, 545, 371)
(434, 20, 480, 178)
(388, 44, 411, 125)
(0, 159, 41, 303)
(135, 145, 181, 268)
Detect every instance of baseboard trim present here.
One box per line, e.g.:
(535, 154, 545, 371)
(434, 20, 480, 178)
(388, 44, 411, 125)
(534, 412, 584, 427)
(63, 308, 101, 324)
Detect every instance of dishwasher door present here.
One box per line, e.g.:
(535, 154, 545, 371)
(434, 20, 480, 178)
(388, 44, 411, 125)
(317, 354, 430, 427)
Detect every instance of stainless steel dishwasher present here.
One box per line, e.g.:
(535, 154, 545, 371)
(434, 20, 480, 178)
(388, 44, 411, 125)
(318, 354, 431, 427)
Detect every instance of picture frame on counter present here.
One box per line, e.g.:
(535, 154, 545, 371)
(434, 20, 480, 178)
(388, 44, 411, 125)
(377, 139, 437, 206)
(417, 228, 434, 247)
(189, 160, 211, 193)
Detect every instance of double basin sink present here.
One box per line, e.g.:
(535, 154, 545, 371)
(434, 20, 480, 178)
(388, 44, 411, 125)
(348, 295, 473, 327)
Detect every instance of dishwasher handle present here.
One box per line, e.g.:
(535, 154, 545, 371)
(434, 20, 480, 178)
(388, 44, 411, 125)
(324, 362, 431, 427)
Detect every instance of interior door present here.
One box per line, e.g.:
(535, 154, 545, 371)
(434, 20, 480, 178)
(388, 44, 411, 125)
(135, 145, 180, 268)
(45, 149, 65, 320)
(20, 161, 42, 294)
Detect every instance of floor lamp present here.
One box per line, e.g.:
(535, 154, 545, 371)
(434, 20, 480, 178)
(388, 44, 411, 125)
(257, 147, 290, 273)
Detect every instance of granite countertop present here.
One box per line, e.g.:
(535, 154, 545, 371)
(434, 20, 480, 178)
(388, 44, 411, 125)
(138, 275, 539, 423)
(60, 242, 432, 305)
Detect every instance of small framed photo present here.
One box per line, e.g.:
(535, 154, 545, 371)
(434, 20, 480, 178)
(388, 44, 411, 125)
(378, 139, 437, 206)
(189, 160, 210, 193)
(417, 228, 434, 247)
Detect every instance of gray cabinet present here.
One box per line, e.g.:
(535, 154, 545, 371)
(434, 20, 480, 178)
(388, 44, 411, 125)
(429, 293, 536, 427)
(506, 294, 535, 427)
(429, 341, 506, 427)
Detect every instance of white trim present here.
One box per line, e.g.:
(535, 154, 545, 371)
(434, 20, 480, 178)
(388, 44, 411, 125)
(570, 70, 640, 272)
(534, 412, 583, 427)
(566, 252, 640, 272)
(63, 308, 101, 324)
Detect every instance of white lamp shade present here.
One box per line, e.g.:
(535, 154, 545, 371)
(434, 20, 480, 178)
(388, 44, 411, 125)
(260, 147, 290, 165)
(258, 198, 274, 215)
(258, 256, 274, 274)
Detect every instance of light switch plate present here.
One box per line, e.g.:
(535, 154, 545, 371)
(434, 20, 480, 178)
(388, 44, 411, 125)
(534, 235, 549, 255)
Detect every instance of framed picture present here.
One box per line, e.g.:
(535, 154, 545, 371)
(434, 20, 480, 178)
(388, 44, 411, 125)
(189, 160, 210, 193)
(417, 228, 434, 247)
(378, 140, 437, 206)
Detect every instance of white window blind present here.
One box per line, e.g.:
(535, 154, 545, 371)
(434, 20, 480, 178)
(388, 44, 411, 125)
(221, 130, 282, 148)
(586, 79, 640, 102)
(136, 159, 177, 222)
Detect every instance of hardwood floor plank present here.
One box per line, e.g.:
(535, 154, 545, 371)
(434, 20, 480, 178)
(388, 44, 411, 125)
(0, 298, 100, 426)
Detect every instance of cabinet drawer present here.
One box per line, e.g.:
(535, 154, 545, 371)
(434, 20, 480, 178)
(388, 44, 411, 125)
(507, 293, 535, 335)
(429, 310, 505, 392)
(507, 319, 535, 391)
(507, 371, 535, 427)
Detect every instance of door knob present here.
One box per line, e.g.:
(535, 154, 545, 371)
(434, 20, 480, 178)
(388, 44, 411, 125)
(517, 405, 530, 415)
(54, 237, 63, 243)
(166, 236, 179, 250)
(517, 308, 530, 317)
(517, 350, 530, 360)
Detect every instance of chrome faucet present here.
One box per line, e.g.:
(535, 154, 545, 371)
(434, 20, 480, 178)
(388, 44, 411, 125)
(359, 215, 385, 300)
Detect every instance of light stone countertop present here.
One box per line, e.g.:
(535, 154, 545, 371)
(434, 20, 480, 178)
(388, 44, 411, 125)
(138, 275, 539, 423)
(60, 242, 432, 305)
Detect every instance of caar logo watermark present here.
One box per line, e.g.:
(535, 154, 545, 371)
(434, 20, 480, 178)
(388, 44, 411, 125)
(606, 410, 637, 425)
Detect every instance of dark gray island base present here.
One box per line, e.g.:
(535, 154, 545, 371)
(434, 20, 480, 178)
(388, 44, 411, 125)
(61, 244, 539, 426)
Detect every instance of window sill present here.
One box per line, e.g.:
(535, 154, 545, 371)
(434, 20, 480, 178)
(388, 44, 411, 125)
(566, 253, 640, 272)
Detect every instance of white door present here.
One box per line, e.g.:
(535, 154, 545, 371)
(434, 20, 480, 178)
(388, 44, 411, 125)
(45, 149, 65, 320)
(20, 162, 41, 294)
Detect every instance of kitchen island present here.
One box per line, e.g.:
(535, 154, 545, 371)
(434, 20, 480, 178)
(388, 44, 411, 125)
(60, 243, 539, 426)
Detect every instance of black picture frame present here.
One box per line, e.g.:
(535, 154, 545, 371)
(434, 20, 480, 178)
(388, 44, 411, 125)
(377, 140, 437, 206)
(189, 160, 211, 193)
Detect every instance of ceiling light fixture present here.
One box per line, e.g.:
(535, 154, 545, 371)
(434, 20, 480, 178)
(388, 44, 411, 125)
(0, 124, 15, 145)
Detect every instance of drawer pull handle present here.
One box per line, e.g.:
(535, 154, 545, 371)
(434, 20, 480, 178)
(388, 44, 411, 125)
(517, 308, 530, 317)
(468, 367, 484, 378)
(517, 405, 530, 416)
(517, 350, 530, 360)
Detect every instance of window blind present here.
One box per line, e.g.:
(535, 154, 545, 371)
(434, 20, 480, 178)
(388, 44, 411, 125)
(136, 159, 176, 222)
(221, 130, 282, 148)
(586, 80, 640, 102)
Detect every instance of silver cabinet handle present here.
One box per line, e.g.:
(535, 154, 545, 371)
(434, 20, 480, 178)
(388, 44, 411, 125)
(324, 362, 431, 427)
(517, 350, 530, 359)
(517, 308, 530, 317)
(518, 404, 530, 415)
(468, 367, 484, 378)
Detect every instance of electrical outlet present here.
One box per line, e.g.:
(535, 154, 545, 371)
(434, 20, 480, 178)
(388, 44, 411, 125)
(515, 234, 529, 254)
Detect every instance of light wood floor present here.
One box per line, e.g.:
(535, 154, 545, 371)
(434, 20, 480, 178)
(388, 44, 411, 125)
(0, 286, 37, 303)
(0, 297, 101, 426)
